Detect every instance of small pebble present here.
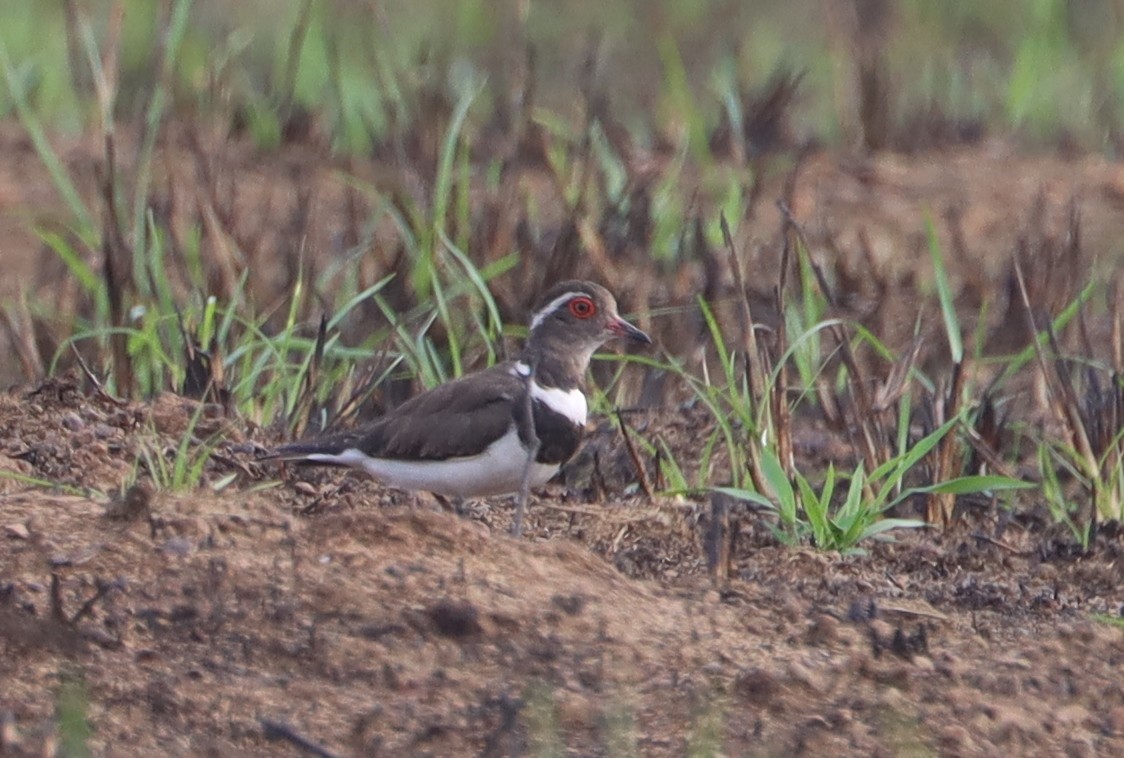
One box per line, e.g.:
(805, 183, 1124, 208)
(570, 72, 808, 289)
(160, 538, 194, 557)
(1108, 705, 1124, 736)
(0, 710, 17, 752)
(3, 523, 29, 540)
(736, 666, 779, 704)
(806, 613, 839, 645)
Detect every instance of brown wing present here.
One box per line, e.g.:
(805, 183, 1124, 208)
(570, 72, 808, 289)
(271, 364, 524, 462)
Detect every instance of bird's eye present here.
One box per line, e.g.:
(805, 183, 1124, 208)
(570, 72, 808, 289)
(568, 296, 596, 319)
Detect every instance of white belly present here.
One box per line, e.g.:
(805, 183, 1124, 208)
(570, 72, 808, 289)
(311, 425, 559, 497)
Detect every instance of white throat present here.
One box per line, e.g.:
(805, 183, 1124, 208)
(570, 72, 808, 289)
(530, 380, 587, 426)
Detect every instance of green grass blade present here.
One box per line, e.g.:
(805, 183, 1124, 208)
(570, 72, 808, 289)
(870, 415, 958, 491)
(326, 274, 395, 331)
(658, 439, 690, 493)
(908, 475, 1034, 496)
(714, 486, 774, 511)
(418, 76, 483, 295)
(858, 518, 928, 541)
(0, 37, 95, 237)
(759, 446, 796, 525)
(926, 212, 963, 363)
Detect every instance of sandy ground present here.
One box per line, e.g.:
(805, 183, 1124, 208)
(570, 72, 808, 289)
(1, 381, 1122, 756)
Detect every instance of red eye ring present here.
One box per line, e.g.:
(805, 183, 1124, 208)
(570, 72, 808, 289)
(568, 296, 596, 319)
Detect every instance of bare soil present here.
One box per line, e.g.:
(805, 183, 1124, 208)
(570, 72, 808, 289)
(0, 377, 1122, 757)
(3, 126, 1124, 755)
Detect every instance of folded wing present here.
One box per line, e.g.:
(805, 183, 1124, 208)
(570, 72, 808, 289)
(268, 364, 525, 462)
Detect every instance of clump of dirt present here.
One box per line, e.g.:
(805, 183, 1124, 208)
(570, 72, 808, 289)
(1, 379, 1123, 756)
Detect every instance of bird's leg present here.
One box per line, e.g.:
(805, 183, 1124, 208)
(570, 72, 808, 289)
(512, 361, 540, 538)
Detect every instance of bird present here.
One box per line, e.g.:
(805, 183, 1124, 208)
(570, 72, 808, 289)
(266, 280, 651, 498)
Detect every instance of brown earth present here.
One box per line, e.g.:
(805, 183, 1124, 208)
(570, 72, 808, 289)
(1, 377, 1123, 756)
(3, 125, 1124, 755)
(5, 123, 1124, 388)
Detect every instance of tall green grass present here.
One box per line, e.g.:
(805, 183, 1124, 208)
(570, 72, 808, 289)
(3, 0, 1123, 152)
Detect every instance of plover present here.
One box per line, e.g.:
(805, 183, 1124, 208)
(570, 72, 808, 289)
(267, 280, 650, 497)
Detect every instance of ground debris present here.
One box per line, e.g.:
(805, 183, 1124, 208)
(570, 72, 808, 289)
(0, 388, 1120, 755)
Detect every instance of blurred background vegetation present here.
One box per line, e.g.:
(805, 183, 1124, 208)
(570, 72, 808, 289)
(4, 0, 1124, 153)
(3, 1, 1124, 414)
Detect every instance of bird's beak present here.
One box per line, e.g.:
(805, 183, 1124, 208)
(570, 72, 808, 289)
(607, 316, 652, 344)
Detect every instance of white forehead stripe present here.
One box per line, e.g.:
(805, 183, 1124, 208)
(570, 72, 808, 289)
(530, 380, 588, 426)
(529, 291, 588, 331)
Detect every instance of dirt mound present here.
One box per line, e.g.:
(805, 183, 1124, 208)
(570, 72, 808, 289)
(1, 381, 1123, 755)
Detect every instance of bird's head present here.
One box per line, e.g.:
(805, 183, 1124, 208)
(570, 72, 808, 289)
(525, 281, 651, 366)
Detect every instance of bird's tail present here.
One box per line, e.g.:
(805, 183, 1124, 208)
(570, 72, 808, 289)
(259, 441, 352, 467)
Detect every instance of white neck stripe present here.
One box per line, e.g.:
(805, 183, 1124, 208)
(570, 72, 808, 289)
(529, 291, 588, 331)
(530, 380, 587, 426)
